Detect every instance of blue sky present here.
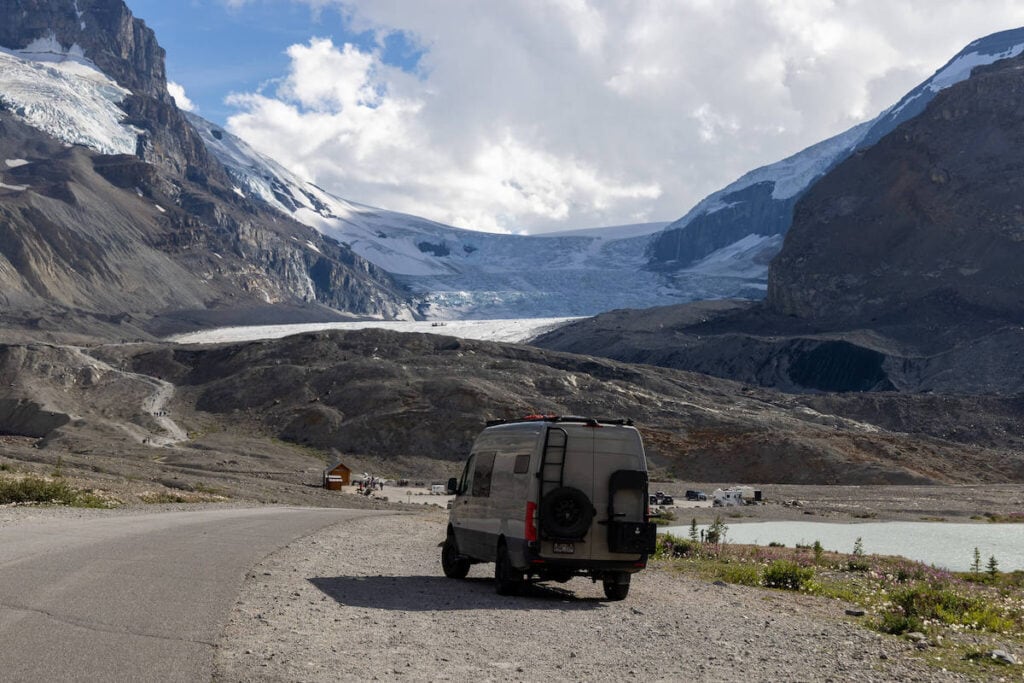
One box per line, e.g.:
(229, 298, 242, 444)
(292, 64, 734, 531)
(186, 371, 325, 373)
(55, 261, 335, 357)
(126, 1, 423, 125)
(121, 1, 1024, 234)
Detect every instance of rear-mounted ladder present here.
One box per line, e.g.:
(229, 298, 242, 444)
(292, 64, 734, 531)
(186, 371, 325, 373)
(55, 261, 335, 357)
(537, 427, 568, 500)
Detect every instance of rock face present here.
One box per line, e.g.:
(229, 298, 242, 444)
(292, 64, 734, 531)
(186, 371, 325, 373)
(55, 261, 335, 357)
(538, 34, 1024, 396)
(0, 0, 215, 180)
(0, 0, 413, 339)
(767, 52, 1024, 328)
(647, 27, 1024, 281)
(648, 182, 796, 267)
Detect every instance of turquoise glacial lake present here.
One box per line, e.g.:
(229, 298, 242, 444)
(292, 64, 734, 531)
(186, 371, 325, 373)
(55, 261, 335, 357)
(662, 521, 1024, 572)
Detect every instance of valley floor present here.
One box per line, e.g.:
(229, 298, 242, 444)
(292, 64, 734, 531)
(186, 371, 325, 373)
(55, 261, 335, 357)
(2, 488, 1020, 680)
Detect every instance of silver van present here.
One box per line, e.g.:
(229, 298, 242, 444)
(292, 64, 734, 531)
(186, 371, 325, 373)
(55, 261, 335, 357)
(440, 416, 657, 600)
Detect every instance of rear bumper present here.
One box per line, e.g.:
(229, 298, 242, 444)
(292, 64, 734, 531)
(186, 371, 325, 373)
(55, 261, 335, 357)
(519, 540, 648, 573)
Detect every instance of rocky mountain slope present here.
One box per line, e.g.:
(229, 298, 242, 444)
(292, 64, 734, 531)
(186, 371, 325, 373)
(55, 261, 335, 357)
(537, 33, 1024, 396)
(0, 0, 413, 342)
(2, 330, 1023, 491)
(767, 52, 1024, 330)
(647, 28, 1024, 279)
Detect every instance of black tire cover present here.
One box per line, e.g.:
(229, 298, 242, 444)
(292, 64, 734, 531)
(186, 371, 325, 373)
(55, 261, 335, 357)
(539, 486, 594, 539)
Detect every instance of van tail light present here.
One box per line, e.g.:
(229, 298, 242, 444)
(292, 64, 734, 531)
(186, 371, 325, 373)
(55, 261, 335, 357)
(525, 501, 537, 542)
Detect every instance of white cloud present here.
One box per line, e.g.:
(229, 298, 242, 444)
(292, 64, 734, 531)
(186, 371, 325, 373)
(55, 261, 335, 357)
(167, 81, 195, 112)
(223, 0, 1024, 233)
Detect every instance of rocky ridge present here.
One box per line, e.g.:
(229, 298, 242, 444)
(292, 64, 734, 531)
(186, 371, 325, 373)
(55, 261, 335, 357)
(537, 35, 1024, 397)
(3, 329, 1024, 490)
(647, 27, 1024, 281)
(0, 0, 414, 341)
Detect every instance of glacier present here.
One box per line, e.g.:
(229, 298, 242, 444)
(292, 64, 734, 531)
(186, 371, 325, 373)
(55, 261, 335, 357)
(187, 111, 769, 319)
(0, 36, 138, 155)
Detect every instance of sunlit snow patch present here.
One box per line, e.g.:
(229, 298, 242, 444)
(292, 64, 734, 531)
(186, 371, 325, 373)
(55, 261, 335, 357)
(0, 35, 138, 155)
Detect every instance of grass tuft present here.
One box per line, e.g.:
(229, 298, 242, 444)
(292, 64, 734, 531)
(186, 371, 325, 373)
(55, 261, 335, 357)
(0, 476, 111, 508)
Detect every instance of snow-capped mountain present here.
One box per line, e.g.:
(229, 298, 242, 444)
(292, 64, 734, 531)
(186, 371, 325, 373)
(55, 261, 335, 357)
(649, 27, 1024, 270)
(0, 0, 412, 337)
(540, 31, 1024, 397)
(8, 1, 1024, 328)
(189, 111, 774, 318)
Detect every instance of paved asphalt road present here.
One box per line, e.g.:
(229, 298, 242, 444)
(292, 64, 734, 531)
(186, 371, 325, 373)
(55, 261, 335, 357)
(0, 506, 377, 682)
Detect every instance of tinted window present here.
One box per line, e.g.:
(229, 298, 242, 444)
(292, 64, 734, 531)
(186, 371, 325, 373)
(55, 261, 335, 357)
(459, 455, 476, 496)
(472, 452, 496, 497)
(513, 453, 530, 474)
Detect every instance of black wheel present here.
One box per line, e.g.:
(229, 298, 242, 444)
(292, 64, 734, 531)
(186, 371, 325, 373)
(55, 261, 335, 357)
(494, 541, 524, 595)
(539, 487, 594, 539)
(441, 530, 470, 579)
(603, 572, 631, 601)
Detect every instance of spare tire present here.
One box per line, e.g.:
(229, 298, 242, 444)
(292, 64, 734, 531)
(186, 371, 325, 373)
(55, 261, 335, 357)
(539, 486, 594, 539)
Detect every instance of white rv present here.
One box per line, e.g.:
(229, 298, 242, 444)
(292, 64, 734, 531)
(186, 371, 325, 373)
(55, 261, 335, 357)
(712, 488, 745, 507)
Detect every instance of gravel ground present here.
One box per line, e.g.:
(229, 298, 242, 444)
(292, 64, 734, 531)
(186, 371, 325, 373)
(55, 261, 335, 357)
(213, 509, 962, 682)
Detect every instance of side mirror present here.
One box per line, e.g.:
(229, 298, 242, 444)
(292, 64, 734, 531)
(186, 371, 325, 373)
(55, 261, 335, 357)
(447, 477, 458, 495)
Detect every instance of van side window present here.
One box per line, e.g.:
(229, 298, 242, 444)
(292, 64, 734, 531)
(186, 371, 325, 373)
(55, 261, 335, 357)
(513, 453, 530, 474)
(471, 452, 496, 497)
(459, 455, 476, 496)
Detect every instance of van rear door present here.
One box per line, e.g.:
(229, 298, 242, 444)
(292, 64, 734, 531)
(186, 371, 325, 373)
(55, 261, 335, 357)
(536, 424, 649, 562)
(537, 425, 597, 560)
(590, 427, 650, 561)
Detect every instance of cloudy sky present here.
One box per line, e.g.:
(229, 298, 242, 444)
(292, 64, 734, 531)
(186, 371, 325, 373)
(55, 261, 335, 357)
(128, 1, 1024, 234)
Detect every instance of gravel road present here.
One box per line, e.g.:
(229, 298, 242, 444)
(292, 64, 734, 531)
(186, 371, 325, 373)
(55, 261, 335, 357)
(214, 509, 959, 682)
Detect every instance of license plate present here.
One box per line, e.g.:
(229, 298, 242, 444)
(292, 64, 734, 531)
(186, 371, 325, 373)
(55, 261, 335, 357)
(553, 542, 575, 554)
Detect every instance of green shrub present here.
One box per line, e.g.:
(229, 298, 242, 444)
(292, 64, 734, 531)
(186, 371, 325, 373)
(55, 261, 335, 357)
(655, 533, 697, 558)
(0, 476, 107, 507)
(650, 508, 677, 525)
(139, 492, 191, 504)
(718, 563, 761, 586)
(878, 584, 1015, 634)
(762, 560, 814, 590)
(877, 609, 923, 635)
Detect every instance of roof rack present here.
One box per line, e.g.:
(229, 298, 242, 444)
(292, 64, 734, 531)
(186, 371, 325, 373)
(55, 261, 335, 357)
(485, 415, 634, 427)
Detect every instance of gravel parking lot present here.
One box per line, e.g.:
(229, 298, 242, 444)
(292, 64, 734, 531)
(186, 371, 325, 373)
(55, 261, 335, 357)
(214, 509, 957, 682)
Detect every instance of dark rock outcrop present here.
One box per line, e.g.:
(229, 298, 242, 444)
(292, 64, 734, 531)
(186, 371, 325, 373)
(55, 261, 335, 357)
(767, 52, 1024, 328)
(647, 27, 1024, 279)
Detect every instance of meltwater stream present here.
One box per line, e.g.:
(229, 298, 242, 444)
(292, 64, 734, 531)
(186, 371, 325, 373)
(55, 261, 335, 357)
(662, 521, 1024, 572)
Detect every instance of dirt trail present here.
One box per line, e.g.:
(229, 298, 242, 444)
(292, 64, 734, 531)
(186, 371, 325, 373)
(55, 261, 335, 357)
(69, 346, 188, 446)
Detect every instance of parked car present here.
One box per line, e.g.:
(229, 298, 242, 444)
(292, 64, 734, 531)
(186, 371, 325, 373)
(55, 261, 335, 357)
(685, 490, 707, 501)
(651, 491, 674, 505)
(441, 415, 657, 600)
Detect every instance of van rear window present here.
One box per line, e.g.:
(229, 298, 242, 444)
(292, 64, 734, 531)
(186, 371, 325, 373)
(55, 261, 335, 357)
(513, 453, 530, 474)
